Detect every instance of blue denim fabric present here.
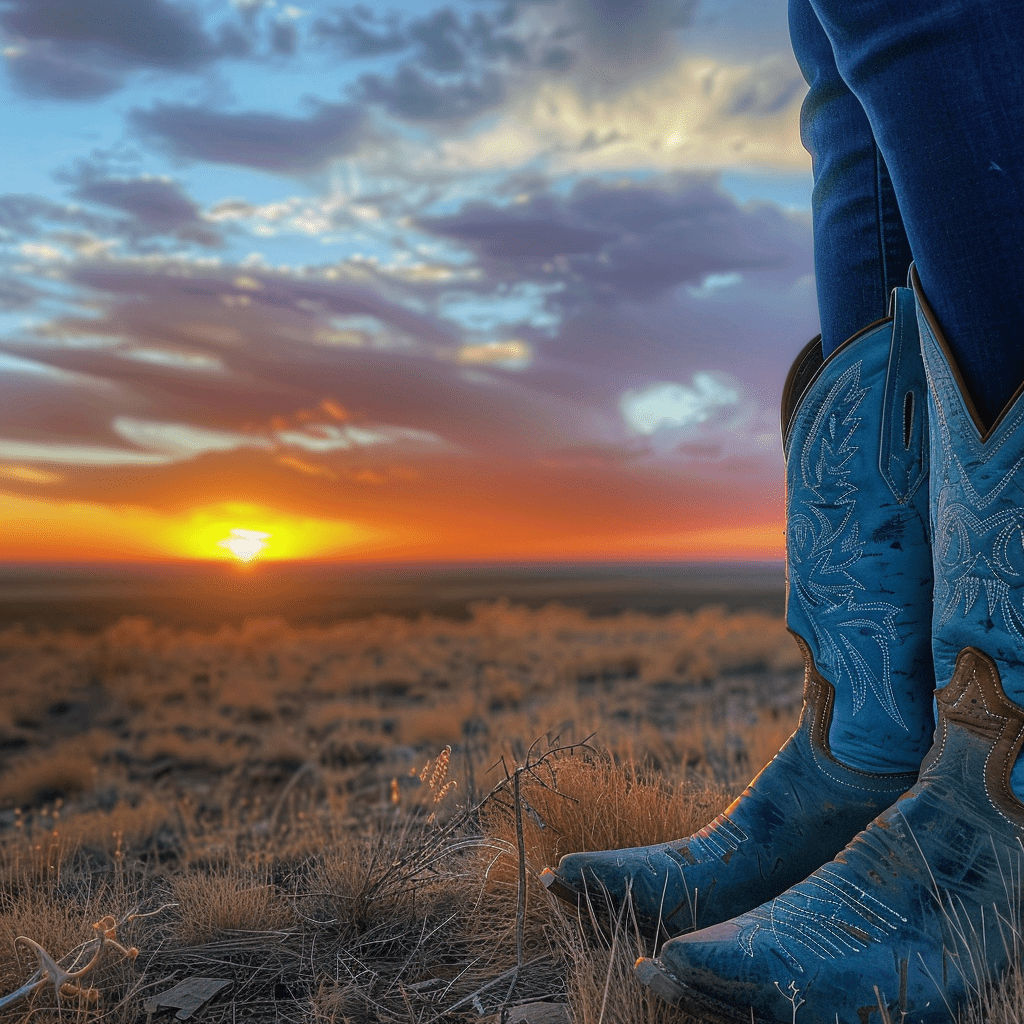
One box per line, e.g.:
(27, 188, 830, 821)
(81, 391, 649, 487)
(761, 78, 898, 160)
(789, 0, 912, 358)
(791, 0, 1024, 427)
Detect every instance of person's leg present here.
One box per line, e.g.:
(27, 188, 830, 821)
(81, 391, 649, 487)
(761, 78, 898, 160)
(790, 0, 912, 357)
(538, 0, 935, 941)
(808, 0, 1024, 426)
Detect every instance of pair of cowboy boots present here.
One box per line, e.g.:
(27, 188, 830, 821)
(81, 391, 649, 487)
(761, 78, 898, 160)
(542, 272, 1024, 1023)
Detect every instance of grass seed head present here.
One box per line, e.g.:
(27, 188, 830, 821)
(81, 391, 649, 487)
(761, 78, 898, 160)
(429, 745, 451, 793)
(435, 779, 457, 803)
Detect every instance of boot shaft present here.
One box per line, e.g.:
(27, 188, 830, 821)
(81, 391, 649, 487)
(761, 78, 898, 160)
(916, 268, 1024, 689)
(784, 288, 935, 772)
(915, 266, 1024, 798)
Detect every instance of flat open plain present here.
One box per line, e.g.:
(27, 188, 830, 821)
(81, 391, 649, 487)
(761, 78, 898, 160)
(0, 562, 826, 1023)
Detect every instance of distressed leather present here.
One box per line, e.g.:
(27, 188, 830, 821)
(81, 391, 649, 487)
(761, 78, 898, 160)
(542, 643, 919, 938)
(542, 292, 934, 938)
(635, 269, 1024, 1023)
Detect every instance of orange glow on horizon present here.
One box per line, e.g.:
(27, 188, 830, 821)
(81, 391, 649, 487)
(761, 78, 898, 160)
(0, 492, 785, 564)
(173, 503, 389, 562)
(0, 494, 388, 563)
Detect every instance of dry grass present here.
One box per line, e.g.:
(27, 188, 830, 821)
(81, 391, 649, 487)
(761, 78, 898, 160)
(482, 755, 730, 881)
(0, 600, 994, 1022)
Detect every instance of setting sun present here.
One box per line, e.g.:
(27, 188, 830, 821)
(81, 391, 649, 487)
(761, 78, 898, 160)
(217, 528, 271, 562)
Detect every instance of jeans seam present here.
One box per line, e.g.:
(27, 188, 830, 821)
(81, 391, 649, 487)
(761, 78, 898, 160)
(875, 146, 889, 314)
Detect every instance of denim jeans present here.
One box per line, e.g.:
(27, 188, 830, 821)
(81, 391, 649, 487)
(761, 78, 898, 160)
(790, 0, 1024, 427)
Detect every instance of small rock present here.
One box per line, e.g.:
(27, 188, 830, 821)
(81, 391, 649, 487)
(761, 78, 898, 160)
(486, 1001, 572, 1024)
(143, 977, 231, 1020)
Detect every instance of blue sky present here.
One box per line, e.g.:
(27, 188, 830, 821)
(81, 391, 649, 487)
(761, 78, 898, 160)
(0, 0, 821, 561)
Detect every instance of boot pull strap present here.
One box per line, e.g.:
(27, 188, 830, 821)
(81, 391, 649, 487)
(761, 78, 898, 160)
(879, 286, 928, 503)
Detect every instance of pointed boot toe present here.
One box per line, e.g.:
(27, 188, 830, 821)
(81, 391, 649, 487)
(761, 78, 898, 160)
(543, 682, 919, 938)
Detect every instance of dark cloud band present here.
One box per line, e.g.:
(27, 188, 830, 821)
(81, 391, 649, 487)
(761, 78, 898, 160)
(129, 102, 367, 175)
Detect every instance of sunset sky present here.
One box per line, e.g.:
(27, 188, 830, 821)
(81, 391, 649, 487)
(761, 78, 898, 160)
(0, 0, 818, 563)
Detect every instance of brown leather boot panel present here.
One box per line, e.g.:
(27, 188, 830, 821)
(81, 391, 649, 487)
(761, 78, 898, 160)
(934, 647, 1024, 819)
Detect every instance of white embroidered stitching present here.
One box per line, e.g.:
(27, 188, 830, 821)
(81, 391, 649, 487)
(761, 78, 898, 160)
(693, 816, 748, 859)
(788, 361, 906, 728)
(934, 502, 1024, 645)
(736, 866, 905, 972)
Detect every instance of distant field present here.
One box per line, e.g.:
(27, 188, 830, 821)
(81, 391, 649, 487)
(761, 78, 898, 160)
(0, 560, 786, 631)
(0, 567, 1000, 1023)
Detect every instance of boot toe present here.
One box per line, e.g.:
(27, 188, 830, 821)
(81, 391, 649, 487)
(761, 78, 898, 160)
(542, 847, 654, 914)
(636, 923, 770, 1024)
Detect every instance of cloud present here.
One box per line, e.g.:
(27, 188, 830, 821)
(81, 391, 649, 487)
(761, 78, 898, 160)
(270, 20, 298, 56)
(327, 0, 698, 112)
(0, 175, 221, 253)
(417, 194, 615, 266)
(406, 8, 467, 73)
(458, 339, 533, 369)
(111, 417, 272, 459)
(0, 256, 575, 461)
(332, 0, 697, 129)
(416, 172, 812, 300)
(70, 175, 222, 247)
(0, 193, 114, 238)
(0, 437, 170, 466)
(2, 45, 122, 100)
(63, 259, 463, 353)
(0, 276, 38, 310)
(0, 0, 811, 557)
(427, 52, 807, 175)
(316, 3, 530, 66)
(0, 234, 804, 550)
(354, 64, 507, 124)
(560, 0, 699, 87)
(320, 4, 530, 125)
(129, 102, 367, 174)
(0, 166, 815, 491)
(274, 423, 446, 453)
(0, 0, 246, 99)
(0, 463, 62, 484)
(313, 5, 408, 57)
(620, 374, 739, 434)
(1, 0, 214, 67)
(312, 0, 801, 158)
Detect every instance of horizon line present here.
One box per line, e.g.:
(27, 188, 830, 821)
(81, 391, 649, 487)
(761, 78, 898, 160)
(0, 558, 788, 575)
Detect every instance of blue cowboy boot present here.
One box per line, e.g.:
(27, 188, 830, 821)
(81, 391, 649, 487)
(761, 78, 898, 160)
(541, 288, 935, 940)
(635, 267, 1024, 1023)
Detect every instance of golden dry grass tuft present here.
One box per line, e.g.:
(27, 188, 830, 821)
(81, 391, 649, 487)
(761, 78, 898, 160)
(172, 870, 295, 945)
(482, 753, 729, 880)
